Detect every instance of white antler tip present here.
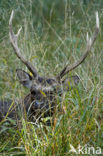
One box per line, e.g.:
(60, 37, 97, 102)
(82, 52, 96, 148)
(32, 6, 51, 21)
(86, 32, 89, 42)
(16, 27, 22, 37)
(96, 11, 99, 28)
(9, 10, 14, 25)
(11, 10, 14, 16)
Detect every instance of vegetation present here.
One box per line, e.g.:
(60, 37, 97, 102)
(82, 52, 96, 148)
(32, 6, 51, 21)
(0, 0, 103, 155)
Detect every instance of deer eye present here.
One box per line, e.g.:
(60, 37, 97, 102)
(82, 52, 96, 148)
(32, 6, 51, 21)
(31, 90, 36, 95)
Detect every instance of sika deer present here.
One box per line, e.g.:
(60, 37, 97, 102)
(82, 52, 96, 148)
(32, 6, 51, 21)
(0, 11, 99, 123)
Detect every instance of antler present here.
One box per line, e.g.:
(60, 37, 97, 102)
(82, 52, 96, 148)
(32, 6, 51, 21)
(9, 10, 38, 78)
(57, 12, 99, 80)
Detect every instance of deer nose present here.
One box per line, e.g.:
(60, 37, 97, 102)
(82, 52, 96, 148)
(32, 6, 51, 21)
(31, 90, 36, 96)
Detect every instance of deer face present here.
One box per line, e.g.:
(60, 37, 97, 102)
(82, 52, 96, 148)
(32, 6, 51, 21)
(16, 69, 80, 119)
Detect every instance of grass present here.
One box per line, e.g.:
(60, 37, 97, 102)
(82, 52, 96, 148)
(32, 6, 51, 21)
(0, 1, 103, 155)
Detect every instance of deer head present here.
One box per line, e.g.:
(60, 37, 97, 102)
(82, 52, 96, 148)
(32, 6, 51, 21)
(9, 11, 99, 121)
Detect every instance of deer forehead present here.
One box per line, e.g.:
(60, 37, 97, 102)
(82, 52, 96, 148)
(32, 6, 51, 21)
(32, 77, 57, 85)
(31, 78, 58, 92)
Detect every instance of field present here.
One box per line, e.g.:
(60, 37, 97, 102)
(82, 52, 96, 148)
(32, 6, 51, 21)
(0, 0, 103, 155)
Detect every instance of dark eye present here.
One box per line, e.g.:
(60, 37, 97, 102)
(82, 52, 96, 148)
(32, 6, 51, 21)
(31, 90, 36, 95)
(46, 78, 55, 85)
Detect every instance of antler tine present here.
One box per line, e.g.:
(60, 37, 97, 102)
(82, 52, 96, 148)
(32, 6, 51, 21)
(57, 12, 99, 80)
(9, 10, 38, 78)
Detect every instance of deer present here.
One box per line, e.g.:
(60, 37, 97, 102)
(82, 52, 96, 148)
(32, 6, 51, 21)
(0, 11, 99, 124)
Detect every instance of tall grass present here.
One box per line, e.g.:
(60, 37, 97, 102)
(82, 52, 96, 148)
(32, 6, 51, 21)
(0, 0, 103, 155)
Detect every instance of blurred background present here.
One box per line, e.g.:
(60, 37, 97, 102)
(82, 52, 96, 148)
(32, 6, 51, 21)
(0, 0, 103, 41)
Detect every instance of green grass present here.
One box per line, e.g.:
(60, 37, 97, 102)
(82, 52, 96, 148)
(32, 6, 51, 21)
(0, 1, 103, 155)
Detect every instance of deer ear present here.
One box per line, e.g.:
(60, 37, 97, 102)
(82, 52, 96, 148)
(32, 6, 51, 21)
(16, 69, 33, 88)
(62, 75, 80, 90)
